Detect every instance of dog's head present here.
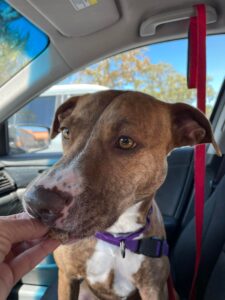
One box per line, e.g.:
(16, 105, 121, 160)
(23, 90, 220, 240)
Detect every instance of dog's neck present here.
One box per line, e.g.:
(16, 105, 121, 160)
(106, 198, 152, 235)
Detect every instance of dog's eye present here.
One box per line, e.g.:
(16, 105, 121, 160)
(117, 136, 136, 150)
(61, 127, 70, 139)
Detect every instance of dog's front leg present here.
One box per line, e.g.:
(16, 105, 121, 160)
(58, 270, 80, 300)
(138, 284, 168, 300)
(139, 287, 168, 300)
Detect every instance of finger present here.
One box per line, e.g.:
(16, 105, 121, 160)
(0, 212, 31, 221)
(0, 214, 49, 263)
(4, 251, 15, 263)
(0, 262, 13, 300)
(10, 238, 46, 257)
(0, 213, 48, 241)
(4, 238, 49, 263)
(9, 239, 60, 285)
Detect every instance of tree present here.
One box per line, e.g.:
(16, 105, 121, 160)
(73, 48, 215, 116)
(0, 1, 29, 86)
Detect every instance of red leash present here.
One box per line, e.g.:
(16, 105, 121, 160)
(188, 4, 206, 300)
(167, 274, 176, 300)
(167, 5, 206, 299)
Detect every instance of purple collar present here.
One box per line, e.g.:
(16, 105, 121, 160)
(95, 207, 169, 258)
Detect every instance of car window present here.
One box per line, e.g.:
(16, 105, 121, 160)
(71, 35, 224, 117)
(7, 35, 225, 155)
(8, 84, 108, 155)
(0, 0, 49, 86)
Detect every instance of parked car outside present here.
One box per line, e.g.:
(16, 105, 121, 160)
(8, 84, 108, 154)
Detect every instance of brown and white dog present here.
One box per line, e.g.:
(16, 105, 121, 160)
(23, 90, 220, 300)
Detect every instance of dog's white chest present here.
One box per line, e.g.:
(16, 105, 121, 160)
(86, 240, 144, 298)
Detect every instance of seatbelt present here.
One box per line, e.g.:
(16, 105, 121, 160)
(211, 154, 225, 192)
(187, 4, 206, 300)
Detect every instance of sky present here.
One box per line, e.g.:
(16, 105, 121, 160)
(9, 15, 48, 58)
(146, 35, 225, 92)
(62, 35, 225, 101)
(0, 0, 48, 60)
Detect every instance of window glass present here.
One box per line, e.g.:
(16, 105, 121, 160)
(8, 35, 225, 155)
(0, 0, 49, 86)
(70, 35, 224, 117)
(8, 84, 108, 154)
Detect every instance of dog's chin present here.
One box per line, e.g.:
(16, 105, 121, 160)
(48, 222, 100, 245)
(49, 222, 112, 246)
(48, 227, 81, 245)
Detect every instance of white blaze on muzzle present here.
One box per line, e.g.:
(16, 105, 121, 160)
(40, 164, 84, 198)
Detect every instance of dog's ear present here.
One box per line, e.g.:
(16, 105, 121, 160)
(50, 96, 79, 139)
(170, 103, 221, 156)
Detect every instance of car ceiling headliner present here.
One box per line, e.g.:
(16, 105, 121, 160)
(7, 0, 225, 69)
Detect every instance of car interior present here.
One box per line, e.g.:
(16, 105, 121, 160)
(0, 0, 225, 299)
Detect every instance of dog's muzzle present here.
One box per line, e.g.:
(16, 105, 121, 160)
(23, 185, 70, 226)
(23, 164, 83, 227)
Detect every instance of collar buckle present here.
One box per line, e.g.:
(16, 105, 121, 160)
(95, 206, 169, 258)
(120, 240, 126, 258)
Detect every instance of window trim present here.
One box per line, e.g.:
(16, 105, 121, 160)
(0, 122, 9, 156)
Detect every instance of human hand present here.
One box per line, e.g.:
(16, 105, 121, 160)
(0, 213, 60, 300)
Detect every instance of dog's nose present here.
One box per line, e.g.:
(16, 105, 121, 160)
(24, 186, 69, 225)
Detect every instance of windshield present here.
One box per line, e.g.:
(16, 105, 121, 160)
(0, 0, 48, 86)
